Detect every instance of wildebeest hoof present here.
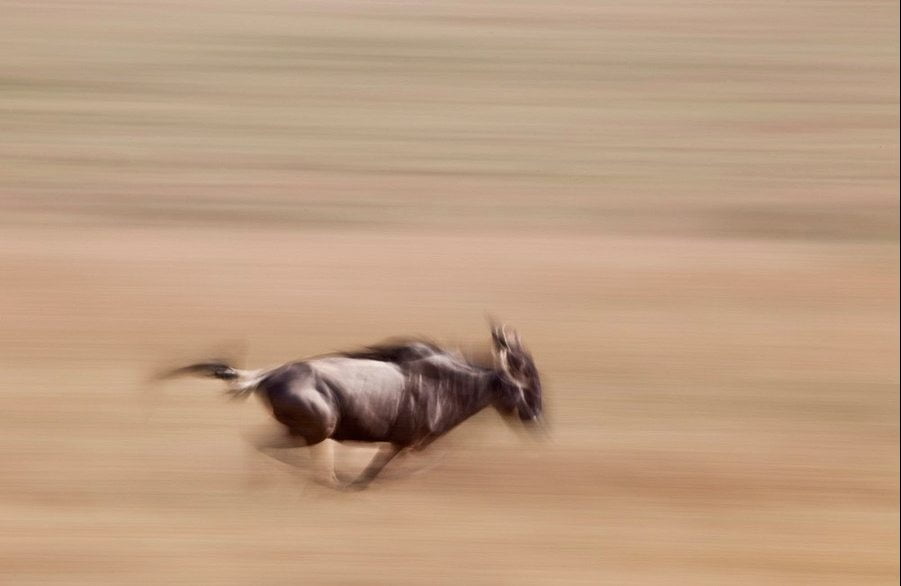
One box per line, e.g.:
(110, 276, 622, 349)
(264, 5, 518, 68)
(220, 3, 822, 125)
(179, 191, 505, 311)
(341, 480, 371, 492)
(311, 476, 343, 490)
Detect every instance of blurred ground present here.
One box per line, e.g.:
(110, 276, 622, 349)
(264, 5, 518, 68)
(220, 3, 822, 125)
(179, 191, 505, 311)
(0, 1, 898, 584)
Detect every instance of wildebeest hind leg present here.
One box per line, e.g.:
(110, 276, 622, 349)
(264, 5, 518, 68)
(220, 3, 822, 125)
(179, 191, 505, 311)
(247, 429, 308, 470)
(239, 428, 312, 490)
(308, 439, 341, 488)
(247, 431, 341, 489)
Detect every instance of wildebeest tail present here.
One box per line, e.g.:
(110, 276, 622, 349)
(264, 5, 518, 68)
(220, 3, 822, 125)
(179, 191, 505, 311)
(167, 361, 241, 381)
(159, 361, 267, 399)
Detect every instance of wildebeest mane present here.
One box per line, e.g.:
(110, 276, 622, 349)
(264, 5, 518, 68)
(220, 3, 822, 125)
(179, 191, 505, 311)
(334, 338, 448, 363)
(393, 353, 499, 443)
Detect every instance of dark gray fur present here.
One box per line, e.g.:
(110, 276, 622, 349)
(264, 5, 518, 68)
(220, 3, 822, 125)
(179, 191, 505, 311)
(171, 325, 542, 488)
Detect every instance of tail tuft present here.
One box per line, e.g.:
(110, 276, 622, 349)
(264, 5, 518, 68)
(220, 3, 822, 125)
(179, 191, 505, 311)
(162, 361, 240, 381)
(156, 360, 267, 401)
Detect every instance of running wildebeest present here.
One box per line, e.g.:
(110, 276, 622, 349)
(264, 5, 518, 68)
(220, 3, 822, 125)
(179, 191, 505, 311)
(165, 324, 543, 489)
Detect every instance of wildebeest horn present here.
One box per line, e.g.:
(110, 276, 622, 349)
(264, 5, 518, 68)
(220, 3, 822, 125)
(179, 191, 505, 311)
(493, 324, 521, 349)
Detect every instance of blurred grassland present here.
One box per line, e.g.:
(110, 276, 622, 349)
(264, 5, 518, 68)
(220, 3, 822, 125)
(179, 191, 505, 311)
(1, 0, 898, 238)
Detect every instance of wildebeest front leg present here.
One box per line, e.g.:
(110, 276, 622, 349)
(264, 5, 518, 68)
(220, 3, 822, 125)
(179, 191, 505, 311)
(348, 443, 403, 489)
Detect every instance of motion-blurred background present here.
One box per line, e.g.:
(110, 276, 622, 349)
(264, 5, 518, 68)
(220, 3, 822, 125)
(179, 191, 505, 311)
(1, 1, 898, 584)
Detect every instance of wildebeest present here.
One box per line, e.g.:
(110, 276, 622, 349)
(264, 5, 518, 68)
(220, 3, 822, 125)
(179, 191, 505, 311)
(166, 324, 543, 489)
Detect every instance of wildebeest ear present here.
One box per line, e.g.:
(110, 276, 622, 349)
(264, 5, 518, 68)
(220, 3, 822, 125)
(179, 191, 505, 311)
(487, 315, 503, 345)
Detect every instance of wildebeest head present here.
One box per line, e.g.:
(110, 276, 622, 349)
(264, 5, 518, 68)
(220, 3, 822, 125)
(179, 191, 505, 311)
(491, 324, 543, 423)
